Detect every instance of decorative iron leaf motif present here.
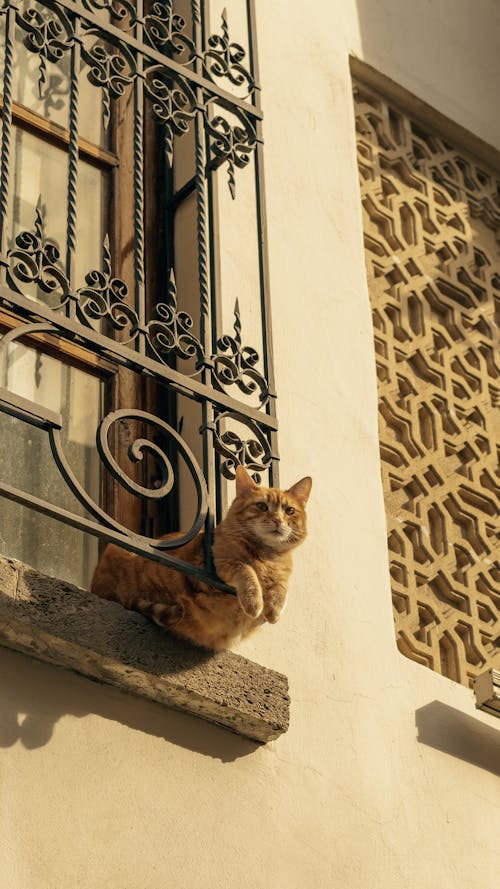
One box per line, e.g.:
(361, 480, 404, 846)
(206, 111, 256, 198)
(145, 270, 203, 364)
(144, 1, 196, 64)
(76, 235, 138, 337)
(203, 411, 272, 483)
(81, 37, 136, 129)
(211, 299, 269, 405)
(144, 65, 197, 166)
(204, 8, 254, 98)
(6, 199, 69, 302)
(80, 0, 137, 31)
(17, 4, 73, 98)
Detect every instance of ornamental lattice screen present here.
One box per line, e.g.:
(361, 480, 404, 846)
(0, 0, 278, 590)
(354, 80, 499, 687)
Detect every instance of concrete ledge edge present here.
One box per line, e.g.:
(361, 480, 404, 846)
(0, 556, 290, 743)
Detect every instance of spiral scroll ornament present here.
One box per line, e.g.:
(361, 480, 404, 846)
(97, 409, 208, 545)
(203, 412, 272, 483)
(204, 9, 254, 98)
(17, 4, 73, 98)
(144, 1, 196, 64)
(144, 65, 197, 166)
(206, 112, 256, 199)
(146, 270, 203, 364)
(76, 235, 138, 337)
(211, 300, 269, 405)
(81, 38, 135, 129)
(7, 199, 69, 303)
(81, 0, 137, 31)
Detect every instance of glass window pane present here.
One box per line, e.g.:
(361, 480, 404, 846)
(10, 127, 109, 302)
(0, 343, 103, 589)
(12, 0, 72, 129)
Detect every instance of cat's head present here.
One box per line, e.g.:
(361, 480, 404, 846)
(229, 466, 312, 550)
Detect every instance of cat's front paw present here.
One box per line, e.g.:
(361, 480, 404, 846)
(263, 586, 287, 624)
(237, 582, 264, 619)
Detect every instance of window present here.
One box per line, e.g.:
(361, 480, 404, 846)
(0, 0, 278, 590)
(353, 76, 499, 688)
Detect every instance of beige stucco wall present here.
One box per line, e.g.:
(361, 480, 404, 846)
(1, 2, 499, 888)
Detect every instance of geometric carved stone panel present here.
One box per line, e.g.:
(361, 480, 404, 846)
(353, 81, 499, 687)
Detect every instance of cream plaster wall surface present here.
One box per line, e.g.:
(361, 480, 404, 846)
(1, 2, 499, 889)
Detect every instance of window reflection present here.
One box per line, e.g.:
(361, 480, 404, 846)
(0, 344, 103, 588)
(4, 0, 109, 147)
(10, 127, 108, 300)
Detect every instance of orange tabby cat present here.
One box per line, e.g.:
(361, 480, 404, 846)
(91, 466, 312, 649)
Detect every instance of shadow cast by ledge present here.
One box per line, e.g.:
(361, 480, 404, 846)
(0, 646, 261, 761)
(415, 700, 500, 778)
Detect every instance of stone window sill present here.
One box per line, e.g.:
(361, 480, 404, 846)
(0, 556, 289, 743)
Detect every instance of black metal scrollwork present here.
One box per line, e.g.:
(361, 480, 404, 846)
(6, 199, 68, 303)
(81, 0, 137, 31)
(144, 65, 197, 166)
(146, 270, 203, 365)
(77, 235, 138, 336)
(206, 111, 256, 198)
(204, 9, 254, 98)
(144, 1, 196, 64)
(81, 35, 136, 129)
(0, 0, 277, 586)
(203, 411, 272, 483)
(97, 408, 208, 546)
(17, 3, 73, 98)
(211, 299, 269, 405)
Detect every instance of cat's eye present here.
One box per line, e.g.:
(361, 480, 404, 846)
(256, 502, 268, 512)
(285, 506, 295, 515)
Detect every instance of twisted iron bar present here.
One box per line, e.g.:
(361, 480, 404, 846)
(195, 110, 210, 328)
(192, 0, 201, 25)
(133, 5, 146, 341)
(0, 3, 15, 261)
(66, 19, 81, 299)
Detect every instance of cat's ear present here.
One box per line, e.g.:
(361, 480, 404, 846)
(235, 465, 259, 497)
(287, 476, 312, 505)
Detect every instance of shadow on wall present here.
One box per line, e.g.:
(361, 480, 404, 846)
(0, 646, 259, 762)
(416, 701, 500, 778)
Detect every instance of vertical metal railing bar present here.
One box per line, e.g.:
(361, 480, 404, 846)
(65, 14, 81, 318)
(192, 0, 216, 571)
(0, 2, 16, 278)
(133, 0, 146, 353)
(246, 0, 279, 486)
(206, 148, 224, 523)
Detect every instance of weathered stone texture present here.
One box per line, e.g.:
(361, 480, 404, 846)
(0, 556, 289, 743)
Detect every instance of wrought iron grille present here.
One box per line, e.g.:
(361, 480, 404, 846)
(0, 0, 278, 590)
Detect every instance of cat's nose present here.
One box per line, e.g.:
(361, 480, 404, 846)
(273, 517, 283, 527)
